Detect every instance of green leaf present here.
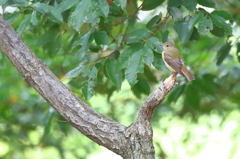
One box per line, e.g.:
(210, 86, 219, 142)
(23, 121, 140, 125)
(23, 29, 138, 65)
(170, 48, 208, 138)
(162, 30, 169, 43)
(30, 11, 38, 25)
(210, 24, 225, 37)
(93, 30, 108, 45)
(69, 0, 92, 32)
(71, 32, 92, 51)
(47, 6, 63, 23)
(32, 2, 49, 13)
(58, 0, 78, 12)
(117, 43, 142, 70)
(167, 85, 185, 102)
(125, 49, 144, 86)
(211, 10, 233, 20)
(82, 65, 98, 80)
(114, 0, 127, 13)
(143, 46, 154, 66)
(168, 0, 183, 7)
(189, 27, 200, 41)
(132, 75, 151, 98)
(152, 52, 164, 70)
(194, 79, 215, 96)
(197, 0, 215, 8)
(81, 80, 96, 100)
(106, 59, 123, 89)
(147, 37, 163, 53)
(16, 15, 31, 35)
(169, 7, 183, 21)
(91, 0, 109, 18)
(188, 11, 204, 30)
(236, 43, 240, 62)
(142, 0, 165, 11)
(184, 0, 197, 11)
(3, 11, 21, 23)
(5, 0, 28, 7)
(174, 18, 193, 44)
(126, 28, 151, 43)
(216, 43, 231, 65)
(198, 16, 213, 35)
(210, 14, 232, 35)
(146, 15, 161, 28)
(185, 84, 200, 108)
(0, 0, 8, 5)
(65, 60, 87, 78)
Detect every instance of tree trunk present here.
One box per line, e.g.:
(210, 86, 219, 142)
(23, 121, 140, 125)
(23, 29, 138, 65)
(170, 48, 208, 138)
(0, 14, 176, 159)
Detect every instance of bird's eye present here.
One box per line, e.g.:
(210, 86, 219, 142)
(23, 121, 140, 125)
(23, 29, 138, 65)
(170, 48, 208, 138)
(166, 45, 169, 47)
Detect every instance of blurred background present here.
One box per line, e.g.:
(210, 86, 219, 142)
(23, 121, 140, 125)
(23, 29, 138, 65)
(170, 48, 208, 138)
(1, 0, 240, 158)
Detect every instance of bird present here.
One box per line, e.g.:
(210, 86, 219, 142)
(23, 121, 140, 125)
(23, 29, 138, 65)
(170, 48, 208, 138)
(161, 42, 195, 81)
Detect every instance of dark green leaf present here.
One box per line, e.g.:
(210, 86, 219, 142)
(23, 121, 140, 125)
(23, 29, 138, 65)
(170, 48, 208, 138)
(132, 75, 151, 98)
(197, 0, 215, 8)
(48, 6, 63, 23)
(174, 18, 193, 44)
(142, 0, 165, 11)
(162, 30, 169, 43)
(32, 2, 49, 13)
(30, 11, 38, 25)
(93, 30, 108, 45)
(117, 43, 142, 70)
(81, 80, 96, 100)
(211, 10, 233, 20)
(198, 16, 213, 35)
(146, 15, 161, 28)
(91, 0, 109, 18)
(210, 24, 225, 37)
(3, 11, 21, 23)
(167, 85, 185, 102)
(69, 0, 92, 31)
(184, 0, 197, 11)
(106, 59, 123, 89)
(71, 32, 92, 51)
(210, 14, 232, 35)
(193, 79, 215, 96)
(125, 50, 144, 86)
(152, 52, 164, 70)
(143, 46, 154, 66)
(169, 7, 183, 21)
(126, 28, 151, 43)
(188, 11, 204, 30)
(82, 65, 98, 80)
(16, 15, 31, 35)
(114, 0, 127, 13)
(58, 0, 78, 12)
(5, 0, 28, 7)
(185, 84, 200, 108)
(147, 37, 163, 53)
(168, 0, 183, 7)
(216, 43, 231, 65)
(65, 60, 87, 78)
(189, 27, 200, 41)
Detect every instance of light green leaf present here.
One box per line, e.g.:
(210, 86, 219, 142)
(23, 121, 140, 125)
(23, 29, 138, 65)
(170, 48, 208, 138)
(106, 59, 123, 89)
(93, 30, 108, 45)
(30, 11, 38, 25)
(117, 43, 142, 70)
(71, 32, 92, 51)
(32, 2, 49, 13)
(58, 0, 78, 12)
(126, 28, 151, 43)
(143, 46, 154, 67)
(69, 0, 92, 32)
(198, 16, 213, 35)
(147, 37, 163, 53)
(65, 60, 87, 78)
(142, 0, 165, 11)
(162, 30, 169, 43)
(188, 11, 204, 30)
(91, 0, 109, 18)
(216, 43, 231, 65)
(174, 18, 193, 44)
(48, 6, 63, 23)
(197, 0, 215, 8)
(81, 80, 96, 100)
(184, 0, 197, 11)
(152, 52, 164, 70)
(210, 14, 232, 35)
(6, 0, 28, 7)
(169, 7, 183, 21)
(146, 15, 161, 28)
(82, 66, 98, 80)
(16, 15, 31, 35)
(0, 0, 8, 5)
(125, 50, 144, 86)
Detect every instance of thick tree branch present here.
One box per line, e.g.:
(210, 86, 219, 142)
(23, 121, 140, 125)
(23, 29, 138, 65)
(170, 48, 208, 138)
(0, 14, 176, 159)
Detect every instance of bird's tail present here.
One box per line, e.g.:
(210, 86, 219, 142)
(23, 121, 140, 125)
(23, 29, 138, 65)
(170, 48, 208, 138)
(181, 66, 195, 81)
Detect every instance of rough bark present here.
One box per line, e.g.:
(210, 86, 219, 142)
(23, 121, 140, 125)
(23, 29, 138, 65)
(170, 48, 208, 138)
(0, 14, 177, 159)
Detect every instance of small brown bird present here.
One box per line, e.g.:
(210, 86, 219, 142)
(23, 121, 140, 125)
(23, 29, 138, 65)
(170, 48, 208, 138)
(161, 42, 195, 81)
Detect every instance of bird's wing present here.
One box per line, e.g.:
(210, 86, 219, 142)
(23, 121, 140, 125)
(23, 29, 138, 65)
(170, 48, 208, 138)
(163, 52, 185, 76)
